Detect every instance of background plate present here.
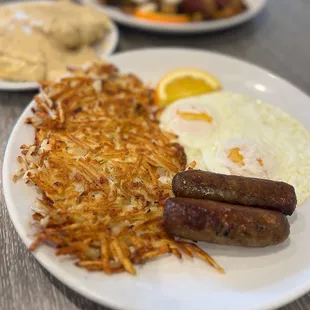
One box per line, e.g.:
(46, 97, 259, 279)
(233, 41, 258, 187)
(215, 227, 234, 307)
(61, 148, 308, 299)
(82, 0, 267, 34)
(3, 48, 310, 310)
(0, 0, 119, 91)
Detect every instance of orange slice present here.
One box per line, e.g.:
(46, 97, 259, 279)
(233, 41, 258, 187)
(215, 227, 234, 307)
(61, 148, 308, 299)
(155, 68, 221, 106)
(134, 11, 190, 23)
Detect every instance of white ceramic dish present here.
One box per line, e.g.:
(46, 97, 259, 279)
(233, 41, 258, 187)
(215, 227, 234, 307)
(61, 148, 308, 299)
(3, 48, 310, 310)
(0, 1, 119, 91)
(82, 0, 267, 34)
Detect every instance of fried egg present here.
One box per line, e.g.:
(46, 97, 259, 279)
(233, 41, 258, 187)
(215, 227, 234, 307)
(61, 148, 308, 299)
(160, 92, 234, 148)
(160, 92, 310, 205)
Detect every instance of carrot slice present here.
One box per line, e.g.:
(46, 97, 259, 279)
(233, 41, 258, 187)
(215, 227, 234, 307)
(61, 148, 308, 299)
(134, 11, 190, 23)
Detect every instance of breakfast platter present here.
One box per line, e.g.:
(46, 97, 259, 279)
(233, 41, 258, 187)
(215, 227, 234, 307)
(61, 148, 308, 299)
(0, 0, 119, 91)
(82, 0, 268, 33)
(3, 48, 310, 310)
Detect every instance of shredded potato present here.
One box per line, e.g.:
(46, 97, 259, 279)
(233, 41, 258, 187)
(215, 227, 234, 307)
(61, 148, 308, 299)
(14, 62, 223, 275)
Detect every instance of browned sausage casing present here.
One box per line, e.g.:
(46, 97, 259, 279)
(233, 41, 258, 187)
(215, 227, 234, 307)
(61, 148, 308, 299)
(164, 197, 290, 247)
(172, 170, 297, 216)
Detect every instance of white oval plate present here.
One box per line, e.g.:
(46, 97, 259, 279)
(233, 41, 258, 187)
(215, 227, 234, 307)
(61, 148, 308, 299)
(3, 48, 310, 310)
(0, 1, 119, 91)
(82, 0, 267, 34)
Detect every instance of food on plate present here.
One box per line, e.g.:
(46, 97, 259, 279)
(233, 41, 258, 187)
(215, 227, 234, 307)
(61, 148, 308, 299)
(13, 62, 224, 275)
(173, 170, 297, 216)
(160, 92, 310, 205)
(164, 197, 290, 247)
(101, 0, 247, 23)
(13, 60, 310, 274)
(155, 68, 221, 106)
(0, 24, 46, 81)
(181, 0, 246, 19)
(0, 2, 110, 82)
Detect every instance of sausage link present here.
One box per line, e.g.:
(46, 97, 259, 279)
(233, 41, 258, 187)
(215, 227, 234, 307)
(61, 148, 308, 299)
(164, 197, 290, 247)
(172, 170, 297, 215)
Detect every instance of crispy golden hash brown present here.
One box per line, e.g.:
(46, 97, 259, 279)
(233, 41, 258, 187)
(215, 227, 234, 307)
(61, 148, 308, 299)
(14, 62, 223, 274)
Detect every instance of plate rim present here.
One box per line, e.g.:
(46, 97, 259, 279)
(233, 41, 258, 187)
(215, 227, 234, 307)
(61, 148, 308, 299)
(3, 47, 310, 310)
(0, 0, 119, 91)
(82, 0, 268, 34)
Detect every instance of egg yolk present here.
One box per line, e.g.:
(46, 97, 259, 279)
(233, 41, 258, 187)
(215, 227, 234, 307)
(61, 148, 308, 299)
(177, 110, 213, 123)
(257, 158, 264, 166)
(228, 148, 265, 168)
(228, 147, 245, 166)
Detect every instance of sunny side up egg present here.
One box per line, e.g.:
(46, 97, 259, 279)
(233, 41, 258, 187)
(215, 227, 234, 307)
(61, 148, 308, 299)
(160, 92, 310, 205)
